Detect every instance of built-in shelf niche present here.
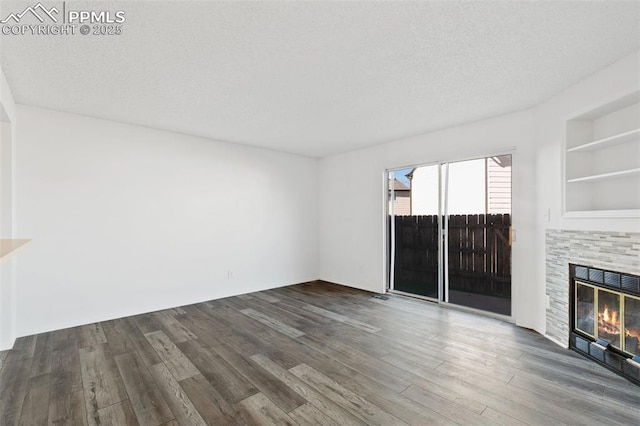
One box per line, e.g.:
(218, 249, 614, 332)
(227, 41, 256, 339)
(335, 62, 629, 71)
(564, 90, 640, 217)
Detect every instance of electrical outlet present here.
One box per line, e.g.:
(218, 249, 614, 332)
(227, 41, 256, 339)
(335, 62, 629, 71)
(546, 294, 551, 309)
(227, 270, 233, 279)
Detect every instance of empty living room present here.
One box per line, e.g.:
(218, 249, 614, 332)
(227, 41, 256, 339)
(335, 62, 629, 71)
(1, 1, 639, 425)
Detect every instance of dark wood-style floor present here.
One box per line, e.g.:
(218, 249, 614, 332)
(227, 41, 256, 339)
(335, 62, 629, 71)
(1, 282, 638, 425)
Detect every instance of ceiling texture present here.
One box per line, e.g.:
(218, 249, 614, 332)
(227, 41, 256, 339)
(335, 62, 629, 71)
(1, 1, 639, 157)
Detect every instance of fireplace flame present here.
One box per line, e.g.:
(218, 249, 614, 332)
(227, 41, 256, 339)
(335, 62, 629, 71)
(598, 304, 620, 335)
(602, 305, 617, 325)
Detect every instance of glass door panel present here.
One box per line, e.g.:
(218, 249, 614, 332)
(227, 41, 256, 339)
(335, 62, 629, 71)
(444, 155, 512, 316)
(388, 165, 439, 299)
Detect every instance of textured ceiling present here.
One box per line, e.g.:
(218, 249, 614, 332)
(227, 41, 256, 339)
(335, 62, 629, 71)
(1, 1, 639, 157)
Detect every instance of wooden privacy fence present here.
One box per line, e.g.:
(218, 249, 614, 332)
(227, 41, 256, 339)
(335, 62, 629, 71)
(392, 214, 511, 299)
(392, 215, 440, 297)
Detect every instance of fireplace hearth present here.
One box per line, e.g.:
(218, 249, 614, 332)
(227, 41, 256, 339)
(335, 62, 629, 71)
(570, 264, 640, 385)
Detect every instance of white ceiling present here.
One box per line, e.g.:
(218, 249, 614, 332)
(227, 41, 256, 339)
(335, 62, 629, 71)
(1, 1, 639, 157)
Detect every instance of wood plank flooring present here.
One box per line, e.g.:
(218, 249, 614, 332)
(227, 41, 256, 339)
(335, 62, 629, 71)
(1, 281, 638, 425)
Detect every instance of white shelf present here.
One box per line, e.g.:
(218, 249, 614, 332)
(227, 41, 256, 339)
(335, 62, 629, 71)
(564, 209, 640, 218)
(567, 128, 640, 152)
(567, 168, 640, 183)
(564, 90, 639, 216)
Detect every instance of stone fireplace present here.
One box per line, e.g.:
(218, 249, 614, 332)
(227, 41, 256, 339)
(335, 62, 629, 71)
(546, 230, 640, 384)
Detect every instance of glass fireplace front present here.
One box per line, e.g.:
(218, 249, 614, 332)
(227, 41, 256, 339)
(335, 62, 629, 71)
(574, 279, 640, 356)
(576, 283, 595, 337)
(625, 296, 640, 357)
(570, 265, 640, 385)
(598, 289, 621, 349)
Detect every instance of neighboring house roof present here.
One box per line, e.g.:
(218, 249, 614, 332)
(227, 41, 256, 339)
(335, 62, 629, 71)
(405, 168, 415, 180)
(393, 178, 410, 191)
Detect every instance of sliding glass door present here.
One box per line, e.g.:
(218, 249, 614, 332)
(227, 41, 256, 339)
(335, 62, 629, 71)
(388, 165, 440, 300)
(388, 154, 512, 316)
(443, 155, 512, 315)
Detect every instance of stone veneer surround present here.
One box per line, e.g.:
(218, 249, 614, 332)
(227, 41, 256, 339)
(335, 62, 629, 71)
(545, 230, 640, 346)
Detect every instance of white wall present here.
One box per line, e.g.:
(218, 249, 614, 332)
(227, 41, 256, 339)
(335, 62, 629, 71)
(0, 121, 12, 235)
(0, 64, 18, 350)
(15, 106, 318, 336)
(533, 50, 640, 338)
(0, 68, 16, 123)
(318, 110, 538, 330)
(534, 51, 640, 234)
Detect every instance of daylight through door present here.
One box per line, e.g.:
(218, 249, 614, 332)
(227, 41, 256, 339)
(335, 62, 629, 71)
(388, 154, 512, 316)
